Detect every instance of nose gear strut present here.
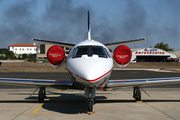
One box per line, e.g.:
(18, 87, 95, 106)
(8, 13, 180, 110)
(85, 87, 96, 113)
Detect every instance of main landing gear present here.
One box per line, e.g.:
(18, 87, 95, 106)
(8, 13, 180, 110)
(133, 86, 141, 101)
(38, 87, 46, 102)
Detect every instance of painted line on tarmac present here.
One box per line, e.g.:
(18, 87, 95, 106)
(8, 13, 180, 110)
(31, 89, 61, 114)
(31, 103, 44, 114)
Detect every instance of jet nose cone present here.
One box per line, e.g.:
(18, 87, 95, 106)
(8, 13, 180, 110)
(82, 68, 99, 80)
(71, 63, 100, 81)
(68, 58, 113, 81)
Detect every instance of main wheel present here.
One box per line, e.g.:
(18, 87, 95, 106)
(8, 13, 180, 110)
(38, 91, 44, 102)
(133, 87, 141, 101)
(135, 90, 141, 101)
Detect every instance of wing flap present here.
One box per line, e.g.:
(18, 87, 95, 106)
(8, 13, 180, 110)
(106, 77, 180, 87)
(33, 39, 75, 48)
(105, 38, 146, 48)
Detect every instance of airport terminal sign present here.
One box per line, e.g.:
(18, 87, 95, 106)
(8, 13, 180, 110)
(135, 48, 165, 55)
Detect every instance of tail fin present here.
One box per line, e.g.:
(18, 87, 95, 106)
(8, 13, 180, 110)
(87, 10, 91, 40)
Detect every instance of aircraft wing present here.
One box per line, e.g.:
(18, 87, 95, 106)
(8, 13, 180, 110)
(105, 38, 146, 48)
(33, 39, 75, 48)
(0, 78, 73, 89)
(106, 77, 180, 88)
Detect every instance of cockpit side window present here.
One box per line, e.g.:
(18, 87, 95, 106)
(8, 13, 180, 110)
(104, 48, 112, 58)
(68, 47, 76, 58)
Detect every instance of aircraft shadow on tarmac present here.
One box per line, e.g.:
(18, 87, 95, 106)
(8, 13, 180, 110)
(1, 92, 180, 114)
(41, 96, 180, 114)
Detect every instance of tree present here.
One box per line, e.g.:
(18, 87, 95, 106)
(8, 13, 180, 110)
(6, 51, 14, 59)
(22, 54, 28, 60)
(0, 55, 5, 60)
(0, 48, 8, 54)
(154, 42, 173, 51)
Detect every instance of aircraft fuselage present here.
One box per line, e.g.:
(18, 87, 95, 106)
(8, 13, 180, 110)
(67, 40, 113, 87)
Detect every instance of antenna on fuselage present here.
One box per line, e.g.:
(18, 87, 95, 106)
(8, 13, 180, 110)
(87, 10, 91, 40)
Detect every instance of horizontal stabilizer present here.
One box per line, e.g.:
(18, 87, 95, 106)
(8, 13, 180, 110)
(105, 38, 146, 48)
(33, 39, 75, 48)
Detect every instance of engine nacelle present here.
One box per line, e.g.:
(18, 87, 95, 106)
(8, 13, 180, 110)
(47, 45, 65, 68)
(113, 45, 132, 68)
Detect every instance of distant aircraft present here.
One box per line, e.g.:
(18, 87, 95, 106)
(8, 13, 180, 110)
(1, 11, 180, 112)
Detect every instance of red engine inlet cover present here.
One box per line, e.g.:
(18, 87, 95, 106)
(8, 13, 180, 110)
(47, 45, 65, 67)
(113, 45, 132, 66)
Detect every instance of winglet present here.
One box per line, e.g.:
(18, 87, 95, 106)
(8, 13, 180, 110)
(88, 10, 91, 40)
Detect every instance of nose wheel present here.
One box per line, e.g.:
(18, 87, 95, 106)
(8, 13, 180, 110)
(87, 99, 94, 112)
(38, 87, 46, 102)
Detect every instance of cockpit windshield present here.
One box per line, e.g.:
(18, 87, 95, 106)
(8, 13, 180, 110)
(73, 46, 108, 58)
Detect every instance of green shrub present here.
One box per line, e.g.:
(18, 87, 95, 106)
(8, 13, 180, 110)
(22, 54, 28, 60)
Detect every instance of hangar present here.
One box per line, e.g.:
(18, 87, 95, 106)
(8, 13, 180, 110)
(131, 48, 177, 62)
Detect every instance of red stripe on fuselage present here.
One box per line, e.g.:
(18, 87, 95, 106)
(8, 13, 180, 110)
(68, 68, 113, 82)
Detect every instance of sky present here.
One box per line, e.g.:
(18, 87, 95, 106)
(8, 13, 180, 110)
(0, 0, 180, 50)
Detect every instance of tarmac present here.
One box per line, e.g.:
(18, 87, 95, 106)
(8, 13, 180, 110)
(0, 88, 180, 120)
(0, 70, 180, 120)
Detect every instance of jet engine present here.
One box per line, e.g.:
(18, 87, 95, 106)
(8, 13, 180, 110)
(47, 45, 65, 68)
(113, 45, 132, 68)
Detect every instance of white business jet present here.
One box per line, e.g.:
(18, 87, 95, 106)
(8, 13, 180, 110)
(1, 11, 180, 112)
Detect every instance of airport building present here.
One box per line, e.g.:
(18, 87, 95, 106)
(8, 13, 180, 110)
(36, 44, 70, 60)
(131, 48, 177, 62)
(8, 43, 40, 56)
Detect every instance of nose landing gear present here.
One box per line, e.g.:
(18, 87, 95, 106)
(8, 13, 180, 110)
(85, 87, 96, 113)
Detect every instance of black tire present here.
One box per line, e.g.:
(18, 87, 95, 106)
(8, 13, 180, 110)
(38, 91, 44, 102)
(88, 100, 93, 112)
(135, 90, 141, 101)
(133, 87, 141, 101)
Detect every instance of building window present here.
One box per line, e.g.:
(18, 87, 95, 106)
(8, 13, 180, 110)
(22, 48, 24, 50)
(15, 48, 17, 50)
(27, 48, 29, 50)
(30, 48, 31, 50)
(20, 48, 21, 50)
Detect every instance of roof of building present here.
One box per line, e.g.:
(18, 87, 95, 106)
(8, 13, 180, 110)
(8, 44, 40, 47)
